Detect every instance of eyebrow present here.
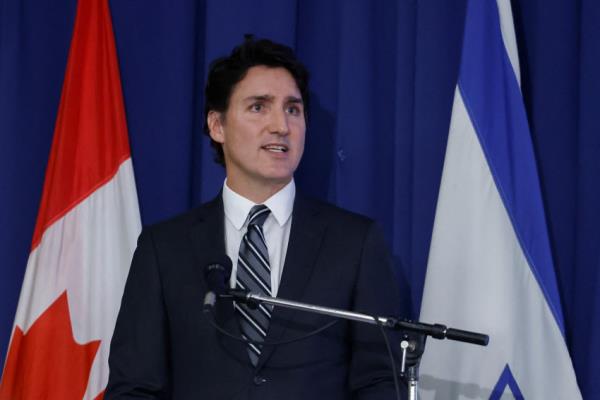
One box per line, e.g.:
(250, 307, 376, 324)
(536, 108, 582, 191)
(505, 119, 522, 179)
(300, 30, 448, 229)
(243, 95, 303, 104)
(286, 96, 304, 104)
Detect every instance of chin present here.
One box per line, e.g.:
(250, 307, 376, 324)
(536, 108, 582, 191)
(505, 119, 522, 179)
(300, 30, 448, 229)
(261, 165, 296, 180)
(260, 171, 294, 186)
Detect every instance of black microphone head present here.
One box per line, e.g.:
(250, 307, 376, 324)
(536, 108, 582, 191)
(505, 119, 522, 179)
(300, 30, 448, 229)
(204, 256, 233, 295)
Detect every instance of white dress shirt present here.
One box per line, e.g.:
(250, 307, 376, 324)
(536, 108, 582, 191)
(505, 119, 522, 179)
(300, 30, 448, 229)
(222, 179, 295, 297)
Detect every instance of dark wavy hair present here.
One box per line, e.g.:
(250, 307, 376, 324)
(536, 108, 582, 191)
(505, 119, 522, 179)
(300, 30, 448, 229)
(203, 35, 310, 165)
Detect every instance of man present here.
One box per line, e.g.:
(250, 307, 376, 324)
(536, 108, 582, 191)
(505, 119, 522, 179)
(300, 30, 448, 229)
(106, 36, 403, 399)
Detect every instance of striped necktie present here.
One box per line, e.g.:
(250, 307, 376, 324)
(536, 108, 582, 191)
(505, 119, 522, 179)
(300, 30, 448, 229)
(235, 204, 273, 365)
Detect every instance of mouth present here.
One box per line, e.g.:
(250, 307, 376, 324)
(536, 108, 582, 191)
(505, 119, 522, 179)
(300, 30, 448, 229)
(262, 144, 289, 153)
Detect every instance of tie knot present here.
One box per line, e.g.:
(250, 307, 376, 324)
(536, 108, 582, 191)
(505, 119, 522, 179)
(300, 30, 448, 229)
(248, 205, 270, 227)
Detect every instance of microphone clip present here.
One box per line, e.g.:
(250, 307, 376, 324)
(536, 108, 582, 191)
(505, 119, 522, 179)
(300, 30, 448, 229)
(221, 289, 261, 309)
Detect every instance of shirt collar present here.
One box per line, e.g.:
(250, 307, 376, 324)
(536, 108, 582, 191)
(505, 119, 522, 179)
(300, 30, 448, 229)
(222, 179, 295, 230)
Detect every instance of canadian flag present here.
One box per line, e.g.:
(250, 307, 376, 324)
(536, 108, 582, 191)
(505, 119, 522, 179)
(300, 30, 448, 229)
(0, 0, 141, 398)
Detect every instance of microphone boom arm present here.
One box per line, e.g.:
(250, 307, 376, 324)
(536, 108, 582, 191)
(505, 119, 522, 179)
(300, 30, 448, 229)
(225, 290, 488, 346)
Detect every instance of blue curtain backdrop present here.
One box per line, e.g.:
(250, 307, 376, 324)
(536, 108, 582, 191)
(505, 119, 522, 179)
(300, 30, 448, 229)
(1, 0, 598, 396)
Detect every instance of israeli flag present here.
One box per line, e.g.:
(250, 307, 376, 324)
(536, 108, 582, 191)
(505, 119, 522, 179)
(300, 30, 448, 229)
(418, 0, 582, 398)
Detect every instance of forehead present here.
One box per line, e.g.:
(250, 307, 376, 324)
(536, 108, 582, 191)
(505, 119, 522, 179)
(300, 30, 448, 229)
(231, 65, 301, 100)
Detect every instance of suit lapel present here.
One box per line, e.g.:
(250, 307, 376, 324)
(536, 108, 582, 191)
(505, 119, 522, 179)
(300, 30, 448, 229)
(188, 195, 247, 361)
(257, 195, 327, 370)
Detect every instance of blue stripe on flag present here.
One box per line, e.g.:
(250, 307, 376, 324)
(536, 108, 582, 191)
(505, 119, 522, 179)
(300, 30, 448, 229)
(457, 0, 565, 333)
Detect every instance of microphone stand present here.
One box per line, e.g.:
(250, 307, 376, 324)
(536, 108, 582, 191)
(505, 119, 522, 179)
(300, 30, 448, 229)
(223, 290, 489, 400)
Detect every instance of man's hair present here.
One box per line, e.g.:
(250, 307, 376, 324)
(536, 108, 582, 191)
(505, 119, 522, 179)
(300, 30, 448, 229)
(203, 35, 310, 165)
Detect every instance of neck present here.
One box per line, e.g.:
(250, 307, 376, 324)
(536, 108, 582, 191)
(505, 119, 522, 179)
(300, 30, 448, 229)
(226, 178, 291, 204)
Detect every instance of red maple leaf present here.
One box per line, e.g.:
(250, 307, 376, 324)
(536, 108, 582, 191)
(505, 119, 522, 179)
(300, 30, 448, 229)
(0, 291, 100, 400)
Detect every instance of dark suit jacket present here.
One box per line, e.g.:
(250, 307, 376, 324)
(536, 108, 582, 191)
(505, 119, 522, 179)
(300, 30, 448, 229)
(105, 194, 404, 399)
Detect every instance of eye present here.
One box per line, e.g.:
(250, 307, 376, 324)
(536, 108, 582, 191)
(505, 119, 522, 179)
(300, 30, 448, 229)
(249, 103, 264, 112)
(286, 104, 303, 116)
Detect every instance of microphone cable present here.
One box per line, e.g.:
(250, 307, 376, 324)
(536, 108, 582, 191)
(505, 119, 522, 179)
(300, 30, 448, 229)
(372, 314, 402, 400)
(203, 306, 340, 346)
(204, 306, 402, 400)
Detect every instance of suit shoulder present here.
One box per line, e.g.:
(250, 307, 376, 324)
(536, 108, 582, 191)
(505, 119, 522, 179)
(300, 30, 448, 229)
(299, 196, 374, 229)
(143, 197, 220, 241)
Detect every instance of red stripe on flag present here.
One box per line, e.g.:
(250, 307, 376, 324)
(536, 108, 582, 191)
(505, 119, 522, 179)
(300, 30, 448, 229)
(31, 0, 132, 250)
(0, 292, 100, 400)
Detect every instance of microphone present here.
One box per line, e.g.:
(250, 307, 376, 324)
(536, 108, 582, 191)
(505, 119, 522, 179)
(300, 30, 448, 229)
(203, 256, 233, 311)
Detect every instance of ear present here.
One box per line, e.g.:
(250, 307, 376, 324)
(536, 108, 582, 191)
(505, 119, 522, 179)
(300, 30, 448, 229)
(207, 111, 225, 143)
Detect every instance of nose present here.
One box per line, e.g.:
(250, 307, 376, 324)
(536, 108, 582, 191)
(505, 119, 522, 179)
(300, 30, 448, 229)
(268, 108, 289, 136)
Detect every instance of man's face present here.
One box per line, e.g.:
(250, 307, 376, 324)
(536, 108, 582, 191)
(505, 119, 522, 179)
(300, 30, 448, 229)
(208, 66, 306, 199)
